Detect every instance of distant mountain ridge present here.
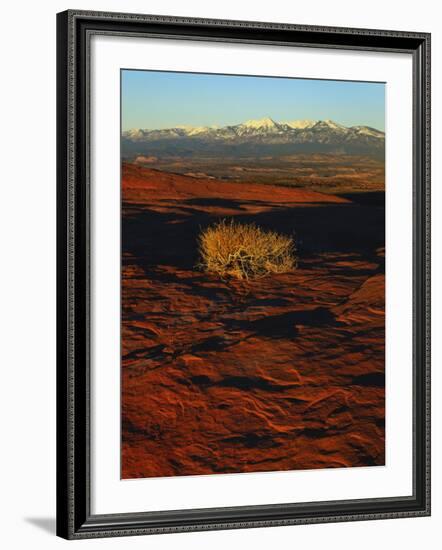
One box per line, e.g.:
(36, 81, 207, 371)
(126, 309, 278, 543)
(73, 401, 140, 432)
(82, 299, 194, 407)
(123, 117, 385, 158)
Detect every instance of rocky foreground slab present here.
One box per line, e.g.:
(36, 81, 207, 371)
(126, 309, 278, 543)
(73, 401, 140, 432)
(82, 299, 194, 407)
(121, 163, 385, 479)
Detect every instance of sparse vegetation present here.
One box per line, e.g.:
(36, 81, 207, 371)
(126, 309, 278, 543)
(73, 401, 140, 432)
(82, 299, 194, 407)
(198, 219, 296, 280)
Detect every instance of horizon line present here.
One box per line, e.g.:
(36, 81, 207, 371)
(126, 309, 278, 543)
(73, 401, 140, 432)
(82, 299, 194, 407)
(123, 117, 384, 133)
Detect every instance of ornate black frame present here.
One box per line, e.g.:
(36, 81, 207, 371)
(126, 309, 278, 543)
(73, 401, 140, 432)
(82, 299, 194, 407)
(56, 9, 431, 539)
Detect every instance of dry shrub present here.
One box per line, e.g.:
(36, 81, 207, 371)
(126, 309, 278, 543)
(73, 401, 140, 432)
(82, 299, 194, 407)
(198, 219, 296, 280)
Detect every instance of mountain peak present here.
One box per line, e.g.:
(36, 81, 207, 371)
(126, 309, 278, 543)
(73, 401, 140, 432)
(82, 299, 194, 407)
(122, 118, 385, 158)
(241, 117, 279, 129)
(284, 119, 316, 130)
(123, 128, 146, 139)
(317, 119, 346, 130)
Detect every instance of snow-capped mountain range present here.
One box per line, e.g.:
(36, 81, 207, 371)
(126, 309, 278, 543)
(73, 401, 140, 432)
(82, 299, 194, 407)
(122, 117, 385, 158)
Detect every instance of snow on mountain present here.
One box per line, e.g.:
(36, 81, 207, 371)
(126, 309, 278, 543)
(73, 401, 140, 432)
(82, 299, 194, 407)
(233, 117, 287, 136)
(312, 119, 348, 132)
(185, 126, 215, 136)
(284, 119, 316, 130)
(350, 125, 385, 138)
(124, 119, 384, 140)
(123, 128, 147, 140)
(240, 117, 280, 130)
(122, 118, 385, 157)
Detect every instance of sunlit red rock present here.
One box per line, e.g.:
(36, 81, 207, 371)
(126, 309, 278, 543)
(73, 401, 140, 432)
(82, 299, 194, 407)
(121, 163, 385, 479)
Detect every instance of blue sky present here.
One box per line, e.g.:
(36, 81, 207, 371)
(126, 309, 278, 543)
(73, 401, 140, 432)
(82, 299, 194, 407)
(122, 69, 385, 131)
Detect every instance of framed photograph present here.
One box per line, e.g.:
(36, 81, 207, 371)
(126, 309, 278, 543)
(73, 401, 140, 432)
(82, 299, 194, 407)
(56, 10, 431, 539)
